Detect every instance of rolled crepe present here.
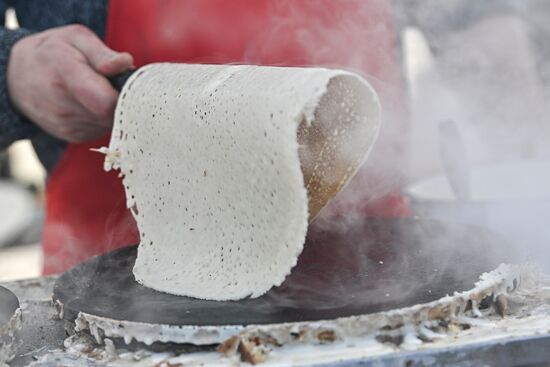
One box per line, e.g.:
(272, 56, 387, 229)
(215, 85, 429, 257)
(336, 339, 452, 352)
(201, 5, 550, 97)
(104, 63, 380, 300)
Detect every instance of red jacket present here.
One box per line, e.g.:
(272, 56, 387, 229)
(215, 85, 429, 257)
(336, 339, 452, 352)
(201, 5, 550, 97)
(43, 0, 408, 274)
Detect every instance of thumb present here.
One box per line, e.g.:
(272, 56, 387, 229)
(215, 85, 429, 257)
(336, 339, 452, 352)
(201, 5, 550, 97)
(68, 25, 134, 76)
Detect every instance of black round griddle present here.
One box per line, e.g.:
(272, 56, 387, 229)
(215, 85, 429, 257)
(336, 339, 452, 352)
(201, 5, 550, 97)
(54, 217, 512, 326)
(0, 285, 19, 327)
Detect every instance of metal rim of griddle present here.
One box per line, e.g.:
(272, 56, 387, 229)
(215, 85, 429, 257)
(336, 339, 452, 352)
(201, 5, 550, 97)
(0, 285, 19, 327)
(53, 217, 515, 345)
(0, 284, 20, 364)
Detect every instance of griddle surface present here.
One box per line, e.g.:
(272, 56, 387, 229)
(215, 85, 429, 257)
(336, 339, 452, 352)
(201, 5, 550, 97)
(54, 218, 511, 326)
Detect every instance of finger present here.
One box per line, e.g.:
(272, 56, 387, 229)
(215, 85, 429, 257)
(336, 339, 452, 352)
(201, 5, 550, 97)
(59, 58, 118, 127)
(99, 52, 134, 76)
(90, 51, 134, 76)
(67, 25, 134, 76)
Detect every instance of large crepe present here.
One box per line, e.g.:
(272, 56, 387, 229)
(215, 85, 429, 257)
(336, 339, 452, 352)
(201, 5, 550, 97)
(104, 64, 380, 301)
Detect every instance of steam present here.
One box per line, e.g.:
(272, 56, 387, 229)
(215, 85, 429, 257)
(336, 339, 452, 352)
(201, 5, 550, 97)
(395, 3, 550, 271)
(271, 1, 550, 301)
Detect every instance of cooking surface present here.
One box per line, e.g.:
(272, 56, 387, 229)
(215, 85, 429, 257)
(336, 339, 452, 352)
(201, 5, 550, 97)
(6, 272, 550, 367)
(54, 217, 511, 326)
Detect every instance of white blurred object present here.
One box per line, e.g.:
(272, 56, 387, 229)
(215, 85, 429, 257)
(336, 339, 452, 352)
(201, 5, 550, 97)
(402, 27, 463, 181)
(5, 7, 18, 29)
(0, 243, 41, 281)
(8, 140, 45, 190)
(0, 180, 35, 247)
(402, 26, 434, 101)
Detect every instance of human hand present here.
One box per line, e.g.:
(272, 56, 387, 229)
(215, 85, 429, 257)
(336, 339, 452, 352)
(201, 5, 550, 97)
(7, 24, 133, 142)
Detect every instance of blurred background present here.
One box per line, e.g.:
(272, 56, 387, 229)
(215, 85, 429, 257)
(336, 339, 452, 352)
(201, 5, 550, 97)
(1, 1, 549, 280)
(0, 8, 44, 280)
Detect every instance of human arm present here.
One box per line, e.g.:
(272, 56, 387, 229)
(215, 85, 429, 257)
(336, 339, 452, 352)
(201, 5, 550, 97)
(0, 25, 36, 150)
(6, 24, 133, 143)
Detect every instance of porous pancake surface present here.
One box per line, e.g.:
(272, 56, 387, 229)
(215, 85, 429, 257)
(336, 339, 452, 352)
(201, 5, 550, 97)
(105, 64, 379, 300)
